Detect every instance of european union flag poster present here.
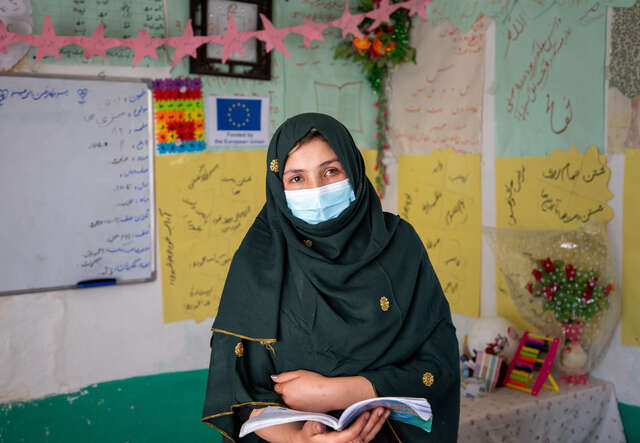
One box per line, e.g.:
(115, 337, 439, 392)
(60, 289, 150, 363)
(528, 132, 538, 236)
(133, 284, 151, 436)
(207, 96, 270, 148)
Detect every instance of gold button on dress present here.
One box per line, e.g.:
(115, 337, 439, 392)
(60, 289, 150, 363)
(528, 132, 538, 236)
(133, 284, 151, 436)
(422, 372, 434, 387)
(234, 342, 244, 357)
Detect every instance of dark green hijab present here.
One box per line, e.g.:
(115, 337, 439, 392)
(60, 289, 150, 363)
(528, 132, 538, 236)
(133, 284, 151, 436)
(213, 112, 399, 341)
(203, 113, 460, 442)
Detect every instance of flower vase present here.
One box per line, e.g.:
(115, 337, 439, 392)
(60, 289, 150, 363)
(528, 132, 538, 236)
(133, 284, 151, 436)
(560, 320, 588, 383)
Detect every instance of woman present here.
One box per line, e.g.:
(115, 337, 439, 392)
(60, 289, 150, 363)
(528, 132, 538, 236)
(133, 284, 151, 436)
(202, 113, 460, 442)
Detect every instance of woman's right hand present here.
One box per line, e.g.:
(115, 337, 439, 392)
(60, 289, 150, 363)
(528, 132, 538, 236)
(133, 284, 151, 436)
(294, 407, 390, 443)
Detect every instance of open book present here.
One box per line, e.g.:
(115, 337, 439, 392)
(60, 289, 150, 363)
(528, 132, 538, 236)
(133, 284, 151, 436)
(239, 397, 432, 438)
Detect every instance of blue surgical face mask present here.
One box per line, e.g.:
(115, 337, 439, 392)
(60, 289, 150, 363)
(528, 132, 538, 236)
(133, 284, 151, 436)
(284, 179, 356, 224)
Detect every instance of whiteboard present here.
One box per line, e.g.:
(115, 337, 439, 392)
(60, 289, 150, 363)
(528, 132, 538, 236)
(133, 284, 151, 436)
(0, 74, 155, 295)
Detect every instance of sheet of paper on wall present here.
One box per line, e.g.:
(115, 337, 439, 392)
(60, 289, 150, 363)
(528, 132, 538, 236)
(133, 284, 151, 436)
(391, 16, 488, 155)
(276, 1, 377, 150)
(425, 0, 634, 33)
(29, 0, 177, 67)
(623, 149, 640, 346)
(156, 150, 266, 323)
(495, 146, 614, 329)
(0, 0, 32, 70)
(495, 3, 607, 157)
(607, 1, 640, 154)
(398, 148, 482, 317)
(206, 95, 270, 148)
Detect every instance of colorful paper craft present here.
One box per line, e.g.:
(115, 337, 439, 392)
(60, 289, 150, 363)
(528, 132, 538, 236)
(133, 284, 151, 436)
(153, 78, 206, 155)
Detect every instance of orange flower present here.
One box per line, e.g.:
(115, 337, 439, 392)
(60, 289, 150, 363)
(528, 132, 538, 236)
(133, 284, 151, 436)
(157, 131, 168, 143)
(372, 38, 384, 55)
(385, 41, 396, 54)
(353, 37, 371, 50)
(194, 119, 205, 131)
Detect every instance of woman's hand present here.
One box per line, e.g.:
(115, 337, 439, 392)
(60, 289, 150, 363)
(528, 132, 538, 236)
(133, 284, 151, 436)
(272, 370, 332, 412)
(295, 407, 390, 443)
(272, 370, 376, 412)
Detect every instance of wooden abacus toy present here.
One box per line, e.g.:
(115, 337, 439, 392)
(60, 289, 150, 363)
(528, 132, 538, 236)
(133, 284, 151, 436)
(503, 332, 559, 395)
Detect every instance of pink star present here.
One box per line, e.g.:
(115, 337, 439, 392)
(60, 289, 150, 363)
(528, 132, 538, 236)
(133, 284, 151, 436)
(0, 19, 18, 54)
(73, 23, 119, 59)
(331, 1, 365, 39)
(166, 20, 209, 67)
(366, 0, 403, 31)
(291, 15, 327, 48)
(29, 15, 68, 63)
(400, 0, 431, 22)
(256, 13, 291, 58)
(218, 15, 254, 64)
(119, 29, 165, 67)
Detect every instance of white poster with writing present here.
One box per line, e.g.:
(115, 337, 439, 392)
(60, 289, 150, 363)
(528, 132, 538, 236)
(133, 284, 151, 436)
(206, 95, 270, 148)
(390, 16, 488, 155)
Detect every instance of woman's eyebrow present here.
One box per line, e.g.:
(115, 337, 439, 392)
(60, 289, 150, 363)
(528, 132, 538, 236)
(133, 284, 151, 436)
(318, 158, 340, 167)
(283, 158, 340, 175)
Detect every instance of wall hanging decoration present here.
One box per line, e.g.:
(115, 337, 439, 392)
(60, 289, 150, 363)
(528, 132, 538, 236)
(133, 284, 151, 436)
(189, 0, 272, 80)
(334, 0, 423, 198)
(0, 0, 430, 87)
(153, 77, 206, 155)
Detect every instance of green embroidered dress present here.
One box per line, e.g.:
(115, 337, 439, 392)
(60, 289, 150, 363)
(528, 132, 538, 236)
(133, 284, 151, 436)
(202, 113, 460, 442)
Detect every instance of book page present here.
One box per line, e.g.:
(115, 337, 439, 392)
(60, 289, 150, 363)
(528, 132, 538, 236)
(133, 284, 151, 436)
(338, 397, 432, 432)
(239, 407, 339, 438)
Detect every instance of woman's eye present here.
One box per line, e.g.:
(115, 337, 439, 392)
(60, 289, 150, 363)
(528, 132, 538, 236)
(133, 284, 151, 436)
(290, 176, 302, 183)
(326, 168, 340, 176)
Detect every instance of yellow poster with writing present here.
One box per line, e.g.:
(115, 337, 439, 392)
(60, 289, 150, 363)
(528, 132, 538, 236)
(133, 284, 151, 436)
(360, 149, 379, 188)
(623, 149, 640, 346)
(495, 146, 614, 330)
(398, 149, 482, 317)
(156, 150, 266, 323)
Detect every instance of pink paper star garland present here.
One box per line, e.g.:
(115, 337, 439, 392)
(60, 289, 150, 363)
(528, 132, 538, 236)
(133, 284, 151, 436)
(3, 1, 429, 67)
(0, 20, 18, 54)
(119, 29, 165, 67)
(166, 20, 210, 67)
(331, 1, 365, 39)
(26, 15, 67, 63)
(291, 15, 327, 48)
(402, 0, 431, 21)
(218, 15, 255, 64)
(76, 23, 119, 59)
(365, 0, 403, 31)
(257, 13, 291, 58)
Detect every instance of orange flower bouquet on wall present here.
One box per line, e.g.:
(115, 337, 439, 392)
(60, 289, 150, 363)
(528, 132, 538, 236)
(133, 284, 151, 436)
(334, 0, 416, 198)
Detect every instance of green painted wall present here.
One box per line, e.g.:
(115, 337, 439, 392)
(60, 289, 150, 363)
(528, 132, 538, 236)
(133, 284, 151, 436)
(0, 369, 221, 443)
(2, 369, 639, 443)
(619, 402, 640, 443)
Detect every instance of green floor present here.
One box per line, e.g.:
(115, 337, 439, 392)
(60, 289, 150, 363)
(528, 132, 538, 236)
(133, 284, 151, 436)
(0, 369, 221, 443)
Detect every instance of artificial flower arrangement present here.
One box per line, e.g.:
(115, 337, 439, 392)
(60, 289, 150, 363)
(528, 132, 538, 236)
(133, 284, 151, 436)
(526, 257, 613, 380)
(484, 220, 621, 384)
(334, 0, 416, 95)
(334, 0, 416, 199)
(526, 257, 613, 324)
